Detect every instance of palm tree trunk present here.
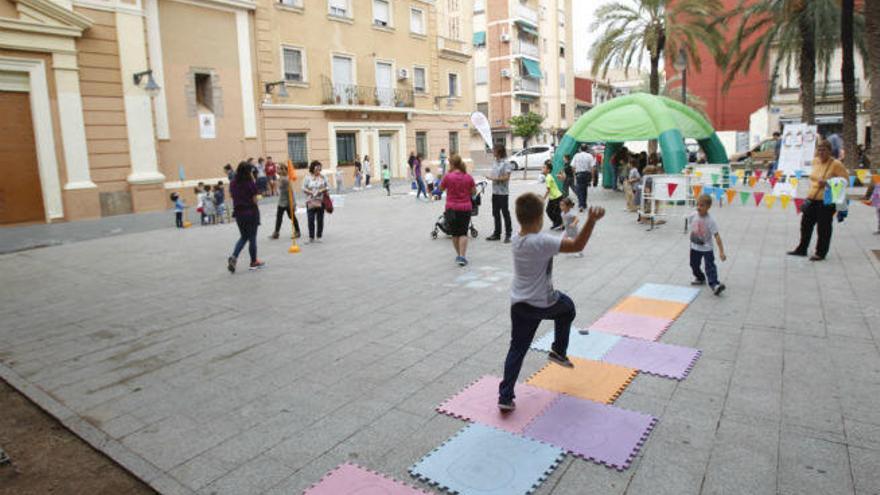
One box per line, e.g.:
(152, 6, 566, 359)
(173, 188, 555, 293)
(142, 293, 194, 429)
(841, 0, 857, 170)
(798, 12, 816, 125)
(649, 55, 660, 154)
(867, 0, 880, 168)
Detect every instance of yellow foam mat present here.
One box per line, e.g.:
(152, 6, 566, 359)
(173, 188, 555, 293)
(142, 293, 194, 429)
(611, 296, 687, 320)
(526, 357, 637, 404)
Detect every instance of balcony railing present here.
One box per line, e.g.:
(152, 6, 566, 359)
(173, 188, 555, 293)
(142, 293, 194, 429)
(515, 4, 539, 25)
(438, 36, 472, 59)
(321, 76, 414, 108)
(514, 77, 541, 94)
(515, 39, 540, 58)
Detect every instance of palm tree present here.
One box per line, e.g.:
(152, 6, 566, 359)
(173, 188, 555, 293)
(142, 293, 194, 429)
(589, 0, 723, 97)
(636, 73, 708, 115)
(865, 0, 880, 167)
(840, 0, 856, 169)
(722, 0, 864, 127)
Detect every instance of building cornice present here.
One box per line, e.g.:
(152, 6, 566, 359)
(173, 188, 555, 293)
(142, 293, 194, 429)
(0, 16, 86, 37)
(261, 102, 470, 117)
(17, 0, 94, 30)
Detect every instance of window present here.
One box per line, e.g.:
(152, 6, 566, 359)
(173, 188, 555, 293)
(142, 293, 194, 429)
(448, 17, 461, 39)
(473, 0, 484, 12)
(410, 8, 425, 34)
(413, 66, 426, 93)
(336, 132, 357, 165)
(278, 0, 302, 7)
(448, 73, 459, 96)
(448, 131, 459, 155)
(559, 44, 565, 57)
(477, 102, 488, 116)
(560, 104, 566, 120)
(520, 102, 530, 114)
(195, 73, 213, 112)
(329, 0, 350, 18)
(332, 55, 353, 85)
(282, 47, 304, 82)
(559, 74, 566, 90)
(416, 131, 428, 158)
(287, 132, 308, 168)
(373, 0, 390, 26)
(475, 66, 487, 85)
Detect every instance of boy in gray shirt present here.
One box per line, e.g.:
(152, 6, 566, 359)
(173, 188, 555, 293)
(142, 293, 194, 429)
(498, 193, 605, 411)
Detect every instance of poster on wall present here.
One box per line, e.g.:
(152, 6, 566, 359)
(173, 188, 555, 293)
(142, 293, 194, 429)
(199, 113, 216, 139)
(777, 123, 817, 176)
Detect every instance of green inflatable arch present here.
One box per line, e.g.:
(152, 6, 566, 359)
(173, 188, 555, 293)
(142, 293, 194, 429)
(551, 93, 728, 189)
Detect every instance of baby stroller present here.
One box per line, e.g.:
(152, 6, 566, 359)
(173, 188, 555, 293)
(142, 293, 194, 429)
(431, 181, 487, 239)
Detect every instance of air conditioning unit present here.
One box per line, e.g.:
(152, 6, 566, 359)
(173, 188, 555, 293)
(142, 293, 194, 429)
(500, 68, 512, 78)
(398, 68, 409, 80)
(500, 32, 511, 42)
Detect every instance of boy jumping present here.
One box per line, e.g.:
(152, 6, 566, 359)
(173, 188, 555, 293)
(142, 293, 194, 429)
(498, 193, 605, 411)
(689, 194, 727, 295)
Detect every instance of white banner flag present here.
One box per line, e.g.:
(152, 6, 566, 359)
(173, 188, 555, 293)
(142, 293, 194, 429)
(470, 111, 492, 149)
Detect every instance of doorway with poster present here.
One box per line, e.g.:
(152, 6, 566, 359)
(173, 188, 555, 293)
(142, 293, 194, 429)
(379, 133, 395, 177)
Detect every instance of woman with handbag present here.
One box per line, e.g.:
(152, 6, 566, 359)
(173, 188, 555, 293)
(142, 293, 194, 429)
(440, 155, 476, 266)
(303, 160, 329, 243)
(788, 139, 849, 261)
(227, 161, 265, 273)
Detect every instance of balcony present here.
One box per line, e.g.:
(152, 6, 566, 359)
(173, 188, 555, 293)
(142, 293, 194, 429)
(438, 36, 472, 62)
(321, 76, 413, 108)
(777, 79, 859, 101)
(514, 4, 539, 27)
(514, 77, 541, 98)
(514, 39, 540, 59)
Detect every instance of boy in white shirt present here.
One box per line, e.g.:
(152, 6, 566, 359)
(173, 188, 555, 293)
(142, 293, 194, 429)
(498, 193, 605, 411)
(424, 168, 435, 200)
(689, 194, 727, 295)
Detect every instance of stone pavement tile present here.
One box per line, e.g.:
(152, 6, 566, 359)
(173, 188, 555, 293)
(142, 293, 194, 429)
(197, 453, 292, 495)
(624, 437, 711, 495)
(374, 413, 465, 486)
(120, 413, 235, 472)
(612, 391, 668, 418)
(724, 383, 781, 421)
(623, 373, 678, 400)
(169, 452, 239, 492)
(778, 431, 854, 495)
(845, 419, 880, 451)
(849, 446, 880, 495)
(696, 328, 741, 362)
(677, 357, 734, 397)
(539, 457, 632, 495)
(701, 417, 778, 495)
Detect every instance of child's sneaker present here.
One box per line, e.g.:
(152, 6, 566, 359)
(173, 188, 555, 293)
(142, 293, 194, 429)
(497, 398, 516, 412)
(691, 279, 705, 286)
(577, 327, 590, 335)
(249, 260, 266, 270)
(455, 256, 467, 266)
(227, 256, 237, 273)
(548, 350, 574, 368)
(712, 283, 726, 296)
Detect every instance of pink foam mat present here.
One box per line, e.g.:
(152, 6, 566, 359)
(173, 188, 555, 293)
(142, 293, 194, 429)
(437, 375, 560, 434)
(588, 312, 673, 341)
(523, 395, 657, 471)
(601, 337, 701, 380)
(304, 463, 430, 495)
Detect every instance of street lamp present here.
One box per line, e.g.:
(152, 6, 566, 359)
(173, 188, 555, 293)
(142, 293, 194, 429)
(673, 48, 687, 105)
(133, 69, 161, 98)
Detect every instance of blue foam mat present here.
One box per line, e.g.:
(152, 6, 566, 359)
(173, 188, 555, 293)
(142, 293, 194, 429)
(631, 283, 700, 304)
(410, 424, 564, 495)
(531, 329, 622, 361)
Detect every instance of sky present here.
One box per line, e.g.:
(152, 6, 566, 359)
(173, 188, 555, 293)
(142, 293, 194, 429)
(572, 1, 601, 74)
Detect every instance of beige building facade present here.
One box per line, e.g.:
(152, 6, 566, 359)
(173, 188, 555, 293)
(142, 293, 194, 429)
(0, 0, 471, 225)
(470, 0, 573, 152)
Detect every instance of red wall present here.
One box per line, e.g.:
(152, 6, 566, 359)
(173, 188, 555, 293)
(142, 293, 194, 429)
(667, 0, 769, 131)
(575, 77, 593, 103)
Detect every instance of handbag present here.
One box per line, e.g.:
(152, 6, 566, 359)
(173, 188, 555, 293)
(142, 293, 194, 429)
(322, 193, 334, 214)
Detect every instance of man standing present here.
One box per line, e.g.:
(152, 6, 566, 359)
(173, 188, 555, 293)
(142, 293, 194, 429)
(486, 144, 512, 242)
(571, 144, 595, 212)
(768, 131, 781, 176)
(439, 148, 447, 176)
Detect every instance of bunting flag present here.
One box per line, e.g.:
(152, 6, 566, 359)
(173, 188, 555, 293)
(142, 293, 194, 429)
(753, 192, 765, 206)
(823, 187, 833, 205)
(856, 169, 870, 184)
(790, 178, 799, 188)
(795, 169, 804, 180)
(850, 176, 857, 187)
(765, 195, 777, 209)
(711, 173, 720, 184)
(740, 191, 750, 205)
(748, 176, 757, 188)
(695, 171, 703, 178)
(736, 169, 745, 179)
(794, 198, 805, 213)
(780, 195, 791, 210)
(874, 174, 880, 185)
(769, 177, 778, 188)
(692, 184, 703, 198)
(830, 181, 845, 203)
(754, 170, 763, 179)
(775, 170, 784, 179)
(667, 182, 678, 197)
(713, 187, 724, 202)
(725, 188, 736, 204)
(731, 175, 739, 186)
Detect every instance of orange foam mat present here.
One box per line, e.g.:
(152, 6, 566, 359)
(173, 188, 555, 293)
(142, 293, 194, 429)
(611, 296, 688, 320)
(526, 357, 637, 404)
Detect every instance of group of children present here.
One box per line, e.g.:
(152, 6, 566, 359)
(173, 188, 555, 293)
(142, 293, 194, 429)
(169, 181, 229, 228)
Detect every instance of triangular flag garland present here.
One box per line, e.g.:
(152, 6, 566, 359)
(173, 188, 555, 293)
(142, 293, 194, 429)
(824, 187, 833, 205)
(794, 198, 805, 213)
(731, 175, 739, 186)
(765, 195, 777, 209)
(740, 191, 750, 205)
(790, 178, 799, 188)
(754, 170, 763, 179)
(754, 192, 765, 206)
(856, 169, 869, 183)
(692, 184, 703, 198)
(780, 195, 791, 209)
(711, 173, 720, 184)
(795, 170, 804, 180)
(667, 182, 678, 197)
(725, 189, 736, 205)
(713, 187, 724, 201)
(874, 174, 880, 185)
(849, 176, 856, 187)
(748, 176, 757, 188)
(769, 177, 777, 188)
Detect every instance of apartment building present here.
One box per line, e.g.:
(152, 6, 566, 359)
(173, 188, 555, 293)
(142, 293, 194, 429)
(257, 0, 473, 180)
(470, 0, 573, 153)
(0, 0, 471, 225)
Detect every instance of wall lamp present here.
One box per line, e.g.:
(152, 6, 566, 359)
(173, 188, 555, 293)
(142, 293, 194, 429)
(265, 80, 289, 99)
(133, 69, 161, 98)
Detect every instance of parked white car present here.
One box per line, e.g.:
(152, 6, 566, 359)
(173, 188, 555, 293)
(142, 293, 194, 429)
(509, 145, 554, 170)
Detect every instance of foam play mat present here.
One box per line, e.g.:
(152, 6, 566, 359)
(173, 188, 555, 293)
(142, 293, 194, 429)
(410, 423, 564, 495)
(601, 337, 701, 380)
(523, 395, 657, 471)
(530, 329, 622, 360)
(437, 376, 559, 434)
(631, 283, 701, 304)
(305, 463, 429, 494)
(611, 296, 688, 320)
(587, 312, 673, 341)
(526, 357, 636, 404)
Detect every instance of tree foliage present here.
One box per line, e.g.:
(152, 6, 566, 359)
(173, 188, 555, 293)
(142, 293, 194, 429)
(508, 112, 545, 143)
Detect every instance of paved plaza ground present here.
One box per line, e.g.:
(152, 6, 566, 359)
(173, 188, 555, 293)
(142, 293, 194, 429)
(1, 178, 880, 495)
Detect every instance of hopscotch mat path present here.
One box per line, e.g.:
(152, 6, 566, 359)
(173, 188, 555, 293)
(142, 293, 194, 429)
(526, 357, 637, 404)
(305, 463, 430, 494)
